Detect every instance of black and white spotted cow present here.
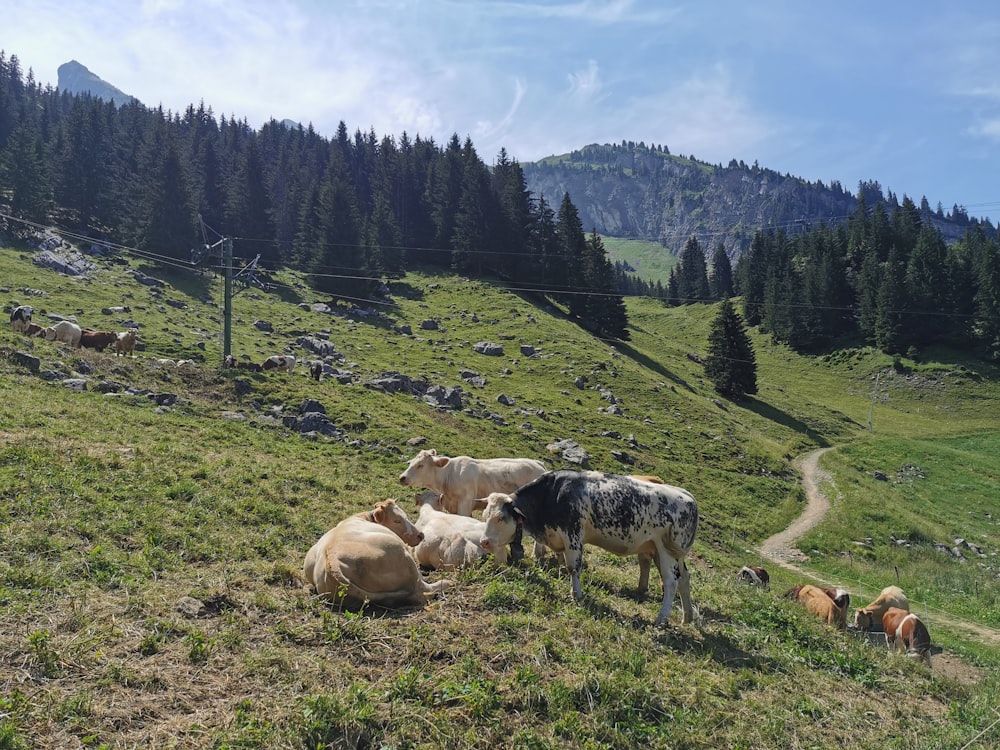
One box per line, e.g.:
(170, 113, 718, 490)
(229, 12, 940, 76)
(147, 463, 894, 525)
(9, 305, 33, 332)
(479, 470, 698, 627)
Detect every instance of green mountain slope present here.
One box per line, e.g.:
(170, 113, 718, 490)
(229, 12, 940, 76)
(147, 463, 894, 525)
(2, 242, 998, 748)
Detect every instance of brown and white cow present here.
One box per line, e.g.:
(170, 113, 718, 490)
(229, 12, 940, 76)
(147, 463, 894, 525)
(399, 449, 546, 517)
(115, 329, 139, 357)
(42, 320, 83, 348)
(303, 499, 452, 608)
(882, 607, 932, 666)
(9, 305, 33, 332)
(786, 584, 847, 628)
(410, 491, 491, 569)
(479, 471, 699, 627)
(854, 585, 909, 631)
(23, 322, 44, 337)
(737, 565, 770, 589)
(262, 354, 296, 373)
(79, 329, 118, 352)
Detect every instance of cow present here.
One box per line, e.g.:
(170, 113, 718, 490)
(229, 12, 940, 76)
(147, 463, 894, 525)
(410, 491, 491, 569)
(23, 322, 44, 337)
(853, 586, 909, 631)
(785, 583, 850, 612)
(303, 499, 452, 608)
(79, 330, 118, 352)
(310, 360, 323, 381)
(42, 320, 83, 348)
(399, 449, 547, 518)
(262, 354, 296, 373)
(479, 470, 699, 627)
(115, 329, 139, 357)
(737, 565, 770, 589)
(882, 607, 932, 666)
(224, 354, 263, 372)
(9, 305, 32, 332)
(786, 584, 847, 628)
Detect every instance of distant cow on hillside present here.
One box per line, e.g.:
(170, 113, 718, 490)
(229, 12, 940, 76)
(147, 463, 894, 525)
(9, 305, 33, 332)
(115, 329, 139, 357)
(79, 330, 118, 352)
(262, 354, 296, 373)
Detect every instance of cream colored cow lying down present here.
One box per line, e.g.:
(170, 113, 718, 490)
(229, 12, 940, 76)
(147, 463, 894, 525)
(410, 491, 493, 569)
(303, 499, 452, 608)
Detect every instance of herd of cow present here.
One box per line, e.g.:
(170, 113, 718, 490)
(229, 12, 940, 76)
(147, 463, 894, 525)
(740, 566, 931, 664)
(9, 305, 139, 356)
(9, 303, 932, 664)
(303, 448, 932, 664)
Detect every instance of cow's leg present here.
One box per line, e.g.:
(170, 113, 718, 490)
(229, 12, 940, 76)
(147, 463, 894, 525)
(563, 545, 585, 600)
(676, 559, 694, 624)
(509, 524, 525, 563)
(652, 541, 678, 626)
(636, 551, 652, 598)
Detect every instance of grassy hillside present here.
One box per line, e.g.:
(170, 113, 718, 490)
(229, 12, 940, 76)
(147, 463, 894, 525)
(1, 242, 998, 749)
(601, 237, 679, 285)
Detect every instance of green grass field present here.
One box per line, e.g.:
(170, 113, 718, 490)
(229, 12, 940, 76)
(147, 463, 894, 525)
(1, 242, 998, 748)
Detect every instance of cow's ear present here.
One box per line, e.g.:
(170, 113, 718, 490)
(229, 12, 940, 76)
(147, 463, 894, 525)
(372, 503, 386, 523)
(434, 456, 449, 467)
(511, 506, 525, 525)
(428, 449, 437, 456)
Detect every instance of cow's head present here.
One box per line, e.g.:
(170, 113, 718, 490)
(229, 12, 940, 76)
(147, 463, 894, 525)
(399, 449, 449, 486)
(371, 499, 424, 546)
(479, 492, 522, 555)
(854, 608, 875, 630)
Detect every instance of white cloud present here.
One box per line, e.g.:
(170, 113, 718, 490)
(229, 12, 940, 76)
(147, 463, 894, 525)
(568, 60, 602, 103)
(968, 118, 1000, 141)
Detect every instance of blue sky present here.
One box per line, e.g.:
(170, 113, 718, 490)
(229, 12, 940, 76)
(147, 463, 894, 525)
(4, 0, 1000, 222)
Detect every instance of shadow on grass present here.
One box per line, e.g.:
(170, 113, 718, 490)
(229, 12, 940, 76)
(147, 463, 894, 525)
(612, 340, 696, 393)
(742, 397, 832, 446)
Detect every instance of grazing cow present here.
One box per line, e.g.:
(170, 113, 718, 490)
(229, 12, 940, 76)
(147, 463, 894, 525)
(224, 354, 263, 372)
(303, 499, 452, 608)
(79, 329, 118, 352)
(882, 607, 932, 666)
(737, 565, 770, 589)
(42, 320, 83, 348)
(785, 583, 850, 611)
(115, 329, 139, 357)
(399, 449, 547, 517)
(23, 322, 44, 337)
(410, 491, 491, 569)
(310, 360, 323, 381)
(479, 470, 699, 627)
(786, 584, 847, 628)
(9, 305, 33, 332)
(262, 354, 296, 373)
(854, 586, 909, 631)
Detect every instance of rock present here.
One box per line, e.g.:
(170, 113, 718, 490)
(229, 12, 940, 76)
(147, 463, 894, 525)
(300, 399, 326, 415)
(420, 319, 439, 330)
(520, 344, 536, 356)
(176, 596, 208, 618)
(497, 393, 515, 406)
(473, 342, 504, 356)
(10, 350, 39, 373)
(873, 470, 888, 481)
(62, 378, 87, 391)
(254, 319, 273, 332)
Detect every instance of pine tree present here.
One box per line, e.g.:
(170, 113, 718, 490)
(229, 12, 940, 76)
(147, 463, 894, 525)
(583, 230, 630, 339)
(705, 298, 758, 399)
(554, 192, 588, 316)
(0, 124, 51, 220)
(677, 236, 711, 302)
(709, 243, 733, 299)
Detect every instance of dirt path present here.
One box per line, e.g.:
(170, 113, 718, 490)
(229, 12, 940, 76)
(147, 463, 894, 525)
(758, 446, 1000, 655)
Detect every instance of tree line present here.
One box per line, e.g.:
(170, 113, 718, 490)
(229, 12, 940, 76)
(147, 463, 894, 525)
(0, 51, 629, 339)
(664, 193, 1000, 361)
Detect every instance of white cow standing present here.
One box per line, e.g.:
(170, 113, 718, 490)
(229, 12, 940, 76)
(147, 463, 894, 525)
(303, 499, 452, 608)
(42, 320, 83, 348)
(410, 491, 493, 569)
(399, 449, 546, 517)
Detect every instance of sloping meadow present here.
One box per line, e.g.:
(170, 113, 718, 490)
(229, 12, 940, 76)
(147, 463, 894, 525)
(1, 245, 997, 748)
